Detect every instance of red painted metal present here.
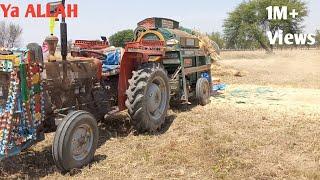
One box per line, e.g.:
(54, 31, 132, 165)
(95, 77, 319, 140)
(138, 18, 156, 29)
(74, 40, 109, 50)
(118, 53, 139, 111)
(125, 40, 165, 58)
(138, 17, 179, 29)
(118, 39, 165, 111)
(72, 40, 109, 62)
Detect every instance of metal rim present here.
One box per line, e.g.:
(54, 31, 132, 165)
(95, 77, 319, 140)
(71, 123, 94, 161)
(146, 76, 168, 120)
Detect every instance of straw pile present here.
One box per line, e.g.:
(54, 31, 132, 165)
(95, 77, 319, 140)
(193, 30, 221, 61)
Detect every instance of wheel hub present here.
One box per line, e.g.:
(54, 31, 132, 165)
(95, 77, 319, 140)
(147, 83, 162, 113)
(71, 124, 93, 161)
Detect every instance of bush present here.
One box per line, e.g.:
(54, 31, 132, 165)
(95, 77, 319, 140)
(109, 29, 134, 48)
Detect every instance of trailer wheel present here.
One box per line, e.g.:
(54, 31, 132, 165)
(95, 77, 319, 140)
(52, 110, 99, 172)
(196, 78, 211, 106)
(126, 63, 170, 133)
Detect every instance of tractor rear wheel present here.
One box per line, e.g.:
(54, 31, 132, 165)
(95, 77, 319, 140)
(52, 110, 99, 172)
(125, 63, 170, 133)
(196, 78, 211, 106)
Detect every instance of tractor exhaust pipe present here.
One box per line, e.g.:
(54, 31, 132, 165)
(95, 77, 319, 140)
(60, 19, 68, 59)
(60, 0, 68, 81)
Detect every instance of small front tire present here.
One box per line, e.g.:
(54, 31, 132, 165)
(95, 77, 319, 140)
(52, 110, 99, 172)
(196, 78, 211, 106)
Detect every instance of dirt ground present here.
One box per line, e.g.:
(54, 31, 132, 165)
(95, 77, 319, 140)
(0, 50, 319, 179)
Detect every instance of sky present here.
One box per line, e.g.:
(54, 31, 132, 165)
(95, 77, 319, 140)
(0, 0, 319, 45)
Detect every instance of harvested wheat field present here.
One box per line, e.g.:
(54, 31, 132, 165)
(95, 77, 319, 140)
(0, 49, 320, 179)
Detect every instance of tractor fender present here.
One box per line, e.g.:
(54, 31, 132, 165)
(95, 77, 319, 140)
(118, 52, 144, 111)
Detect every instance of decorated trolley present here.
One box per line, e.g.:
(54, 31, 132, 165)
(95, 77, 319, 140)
(0, 49, 44, 159)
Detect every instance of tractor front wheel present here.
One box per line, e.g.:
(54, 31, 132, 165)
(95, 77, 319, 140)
(52, 110, 99, 172)
(126, 63, 170, 133)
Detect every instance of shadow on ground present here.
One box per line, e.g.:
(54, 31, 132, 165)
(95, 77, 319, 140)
(170, 100, 199, 113)
(0, 147, 107, 178)
(0, 112, 177, 178)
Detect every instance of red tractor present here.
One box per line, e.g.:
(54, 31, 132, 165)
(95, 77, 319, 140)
(0, 2, 212, 172)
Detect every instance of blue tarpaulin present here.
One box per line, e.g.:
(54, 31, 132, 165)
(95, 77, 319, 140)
(213, 83, 227, 91)
(102, 48, 122, 72)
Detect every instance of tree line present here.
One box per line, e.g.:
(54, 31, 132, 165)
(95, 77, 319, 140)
(210, 30, 320, 50)
(108, 0, 320, 52)
(108, 28, 320, 51)
(0, 21, 23, 48)
(222, 0, 319, 51)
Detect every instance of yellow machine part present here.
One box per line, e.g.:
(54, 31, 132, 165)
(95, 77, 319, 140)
(0, 55, 20, 66)
(136, 30, 165, 42)
(148, 56, 162, 62)
(136, 30, 165, 62)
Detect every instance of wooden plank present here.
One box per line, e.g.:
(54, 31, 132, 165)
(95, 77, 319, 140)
(180, 49, 206, 57)
(184, 64, 211, 75)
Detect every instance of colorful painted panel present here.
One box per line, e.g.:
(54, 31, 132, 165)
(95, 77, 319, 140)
(0, 49, 45, 159)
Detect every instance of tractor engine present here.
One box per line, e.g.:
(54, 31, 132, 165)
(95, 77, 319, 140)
(42, 35, 121, 125)
(44, 59, 101, 113)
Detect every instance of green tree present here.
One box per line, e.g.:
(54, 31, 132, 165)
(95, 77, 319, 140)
(316, 30, 320, 46)
(109, 29, 134, 48)
(223, 0, 307, 52)
(209, 32, 225, 49)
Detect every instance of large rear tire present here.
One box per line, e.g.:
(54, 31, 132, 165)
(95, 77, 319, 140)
(125, 63, 170, 133)
(52, 110, 99, 172)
